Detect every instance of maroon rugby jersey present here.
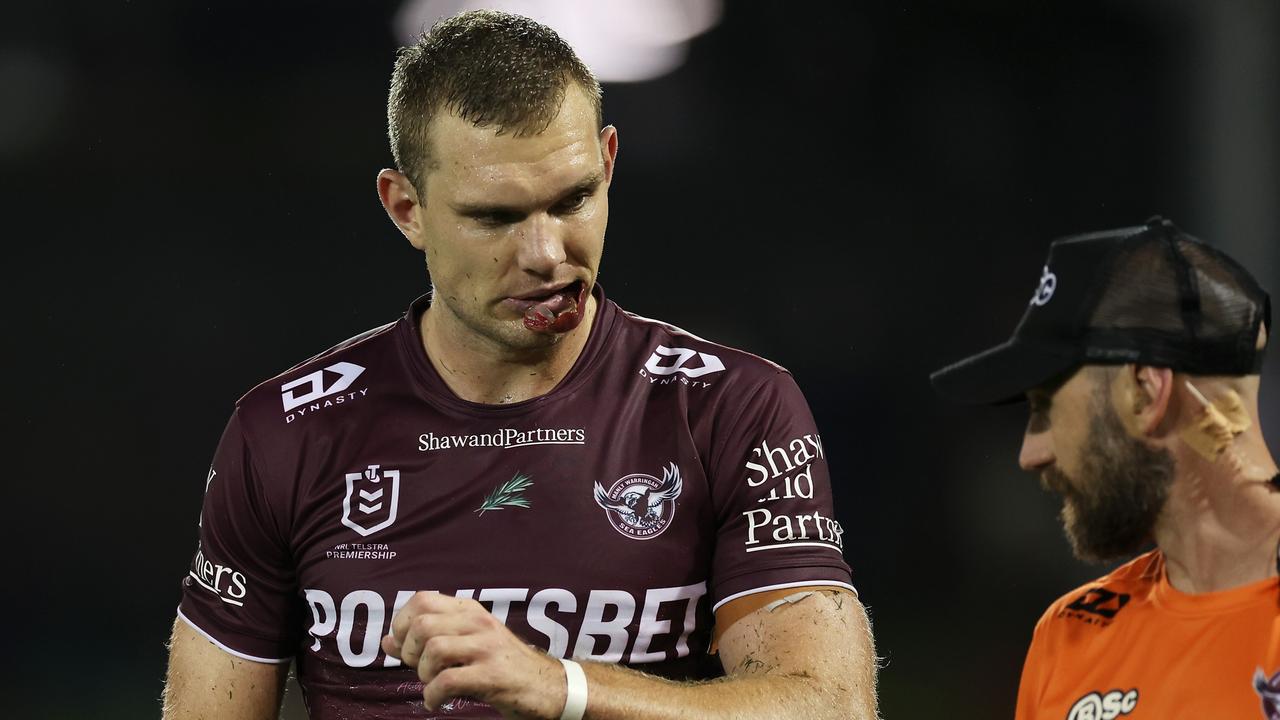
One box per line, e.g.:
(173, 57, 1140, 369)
(178, 285, 854, 719)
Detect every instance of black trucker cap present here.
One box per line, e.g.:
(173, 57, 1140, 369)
(931, 216, 1271, 405)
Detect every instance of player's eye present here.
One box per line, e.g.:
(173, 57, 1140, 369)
(555, 192, 590, 214)
(476, 211, 523, 227)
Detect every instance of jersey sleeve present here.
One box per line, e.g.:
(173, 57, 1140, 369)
(706, 371, 854, 611)
(177, 410, 299, 663)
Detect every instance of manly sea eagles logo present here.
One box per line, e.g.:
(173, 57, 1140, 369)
(594, 462, 683, 540)
(341, 464, 400, 537)
(1256, 667, 1280, 720)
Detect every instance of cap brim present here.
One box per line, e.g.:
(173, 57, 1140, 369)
(931, 340, 1082, 405)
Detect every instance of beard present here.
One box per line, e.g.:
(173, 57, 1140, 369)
(1040, 398, 1176, 564)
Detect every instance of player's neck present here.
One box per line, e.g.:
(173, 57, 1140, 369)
(1154, 440, 1280, 594)
(419, 295, 598, 404)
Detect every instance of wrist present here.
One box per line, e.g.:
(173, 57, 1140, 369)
(558, 658, 588, 720)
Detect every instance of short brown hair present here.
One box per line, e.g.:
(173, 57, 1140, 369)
(387, 9, 603, 193)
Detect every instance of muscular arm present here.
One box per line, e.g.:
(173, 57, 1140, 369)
(386, 589, 879, 719)
(576, 590, 878, 720)
(162, 617, 290, 720)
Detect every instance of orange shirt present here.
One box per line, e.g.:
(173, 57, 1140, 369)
(1015, 550, 1280, 720)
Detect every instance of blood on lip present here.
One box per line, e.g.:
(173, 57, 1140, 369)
(521, 281, 586, 333)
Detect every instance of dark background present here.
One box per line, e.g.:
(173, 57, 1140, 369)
(5, 1, 1277, 717)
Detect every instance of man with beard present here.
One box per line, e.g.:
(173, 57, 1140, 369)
(932, 217, 1278, 719)
(162, 9, 877, 720)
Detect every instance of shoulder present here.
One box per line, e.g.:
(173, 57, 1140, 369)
(233, 317, 403, 431)
(1032, 550, 1162, 638)
(605, 303, 822, 476)
(611, 304, 794, 394)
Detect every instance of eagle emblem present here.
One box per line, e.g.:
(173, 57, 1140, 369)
(594, 463, 683, 539)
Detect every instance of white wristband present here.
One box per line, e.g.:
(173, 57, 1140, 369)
(559, 658, 588, 720)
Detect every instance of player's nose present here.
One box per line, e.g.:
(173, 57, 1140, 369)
(1018, 427, 1054, 472)
(515, 214, 567, 276)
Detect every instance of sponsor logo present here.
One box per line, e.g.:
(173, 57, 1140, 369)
(1062, 588, 1130, 626)
(741, 507, 844, 552)
(341, 465, 400, 537)
(1255, 667, 1280, 720)
(638, 345, 724, 389)
(1066, 689, 1138, 720)
(419, 427, 586, 452)
(1031, 265, 1057, 306)
(739, 432, 842, 554)
(325, 542, 397, 560)
(745, 433, 824, 497)
(594, 463, 683, 540)
(187, 545, 248, 606)
(476, 473, 534, 515)
(436, 698, 489, 713)
(303, 582, 706, 668)
(281, 362, 368, 423)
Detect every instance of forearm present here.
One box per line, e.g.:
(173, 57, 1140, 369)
(575, 661, 875, 720)
(566, 590, 879, 720)
(388, 590, 878, 719)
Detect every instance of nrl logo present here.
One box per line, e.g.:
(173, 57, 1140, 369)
(594, 462, 683, 540)
(341, 464, 400, 537)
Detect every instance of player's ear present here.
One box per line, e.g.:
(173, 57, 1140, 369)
(1125, 364, 1175, 437)
(377, 169, 427, 251)
(599, 126, 618, 186)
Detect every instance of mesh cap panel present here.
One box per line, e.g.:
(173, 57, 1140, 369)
(1179, 241, 1264, 343)
(1088, 237, 1185, 333)
(932, 216, 1271, 406)
(1084, 226, 1269, 375)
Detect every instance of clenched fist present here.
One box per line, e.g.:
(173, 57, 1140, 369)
(382, 591, 570, 718)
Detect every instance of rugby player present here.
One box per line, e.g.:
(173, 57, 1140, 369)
(162, 10, 878, 720)
(932, 217, 1278, 718)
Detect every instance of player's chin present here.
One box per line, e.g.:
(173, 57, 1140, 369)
(492, 317, 566, 347)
